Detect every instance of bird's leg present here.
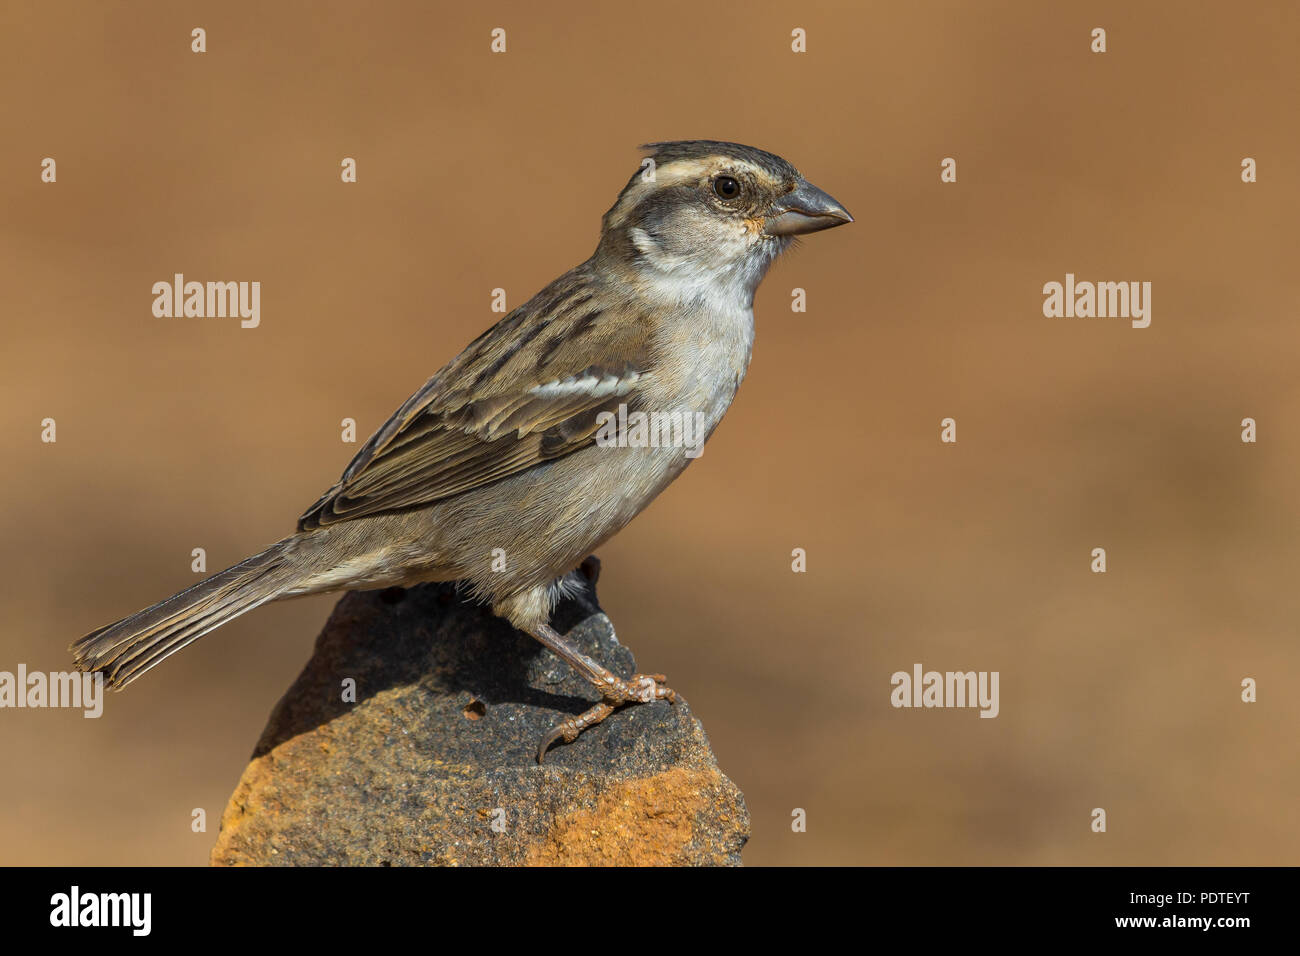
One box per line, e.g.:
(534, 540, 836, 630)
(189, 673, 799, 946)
(527, 621, 676, 762)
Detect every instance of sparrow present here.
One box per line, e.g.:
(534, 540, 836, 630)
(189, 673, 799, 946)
(71, 140, 852, 760)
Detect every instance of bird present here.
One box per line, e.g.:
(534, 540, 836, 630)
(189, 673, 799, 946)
(71, 140, 852, 761)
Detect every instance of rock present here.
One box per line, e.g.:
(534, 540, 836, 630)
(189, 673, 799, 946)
(209, 558, 749, 866)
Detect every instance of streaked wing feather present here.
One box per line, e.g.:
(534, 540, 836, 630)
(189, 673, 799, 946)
(297, 267, 649, 531)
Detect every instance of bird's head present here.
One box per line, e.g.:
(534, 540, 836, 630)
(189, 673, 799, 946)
(595, 140, 852, 302)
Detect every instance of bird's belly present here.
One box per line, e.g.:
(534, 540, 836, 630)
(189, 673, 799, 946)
(449, 441, 700, 584)
(419, 368, 737, 597)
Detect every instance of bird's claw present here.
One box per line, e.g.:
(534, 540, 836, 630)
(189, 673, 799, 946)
(536, 673, 677, 763)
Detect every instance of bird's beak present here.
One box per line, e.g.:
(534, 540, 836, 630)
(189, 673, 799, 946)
(762, 180, 853, 236)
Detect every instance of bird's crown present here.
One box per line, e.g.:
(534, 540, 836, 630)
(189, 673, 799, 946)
(640, 140, 801, 183)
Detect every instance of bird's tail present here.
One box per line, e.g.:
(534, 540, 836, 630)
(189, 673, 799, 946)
(70, 539, 300, 689)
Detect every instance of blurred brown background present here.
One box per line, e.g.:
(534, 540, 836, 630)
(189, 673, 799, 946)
(2, 0, 1297, 866)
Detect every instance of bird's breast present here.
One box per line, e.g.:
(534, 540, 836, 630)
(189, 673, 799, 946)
(644, 302, 755, 435)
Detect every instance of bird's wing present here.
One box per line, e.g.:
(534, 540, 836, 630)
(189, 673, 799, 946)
(297, 270, 652, 531)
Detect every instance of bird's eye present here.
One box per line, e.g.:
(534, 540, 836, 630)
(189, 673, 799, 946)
(713, 175, 741, 200)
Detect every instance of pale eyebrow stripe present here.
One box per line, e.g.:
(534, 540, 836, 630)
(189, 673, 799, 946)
(607, 157, 768, 227)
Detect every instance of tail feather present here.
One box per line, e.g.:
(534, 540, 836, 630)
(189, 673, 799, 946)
(70, 541, 297, 689)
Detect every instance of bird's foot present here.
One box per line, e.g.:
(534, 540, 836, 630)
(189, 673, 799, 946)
(537, 673, 677, 763)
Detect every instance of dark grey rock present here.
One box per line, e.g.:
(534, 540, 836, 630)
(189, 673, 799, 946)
(210, 558, 749, 866)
